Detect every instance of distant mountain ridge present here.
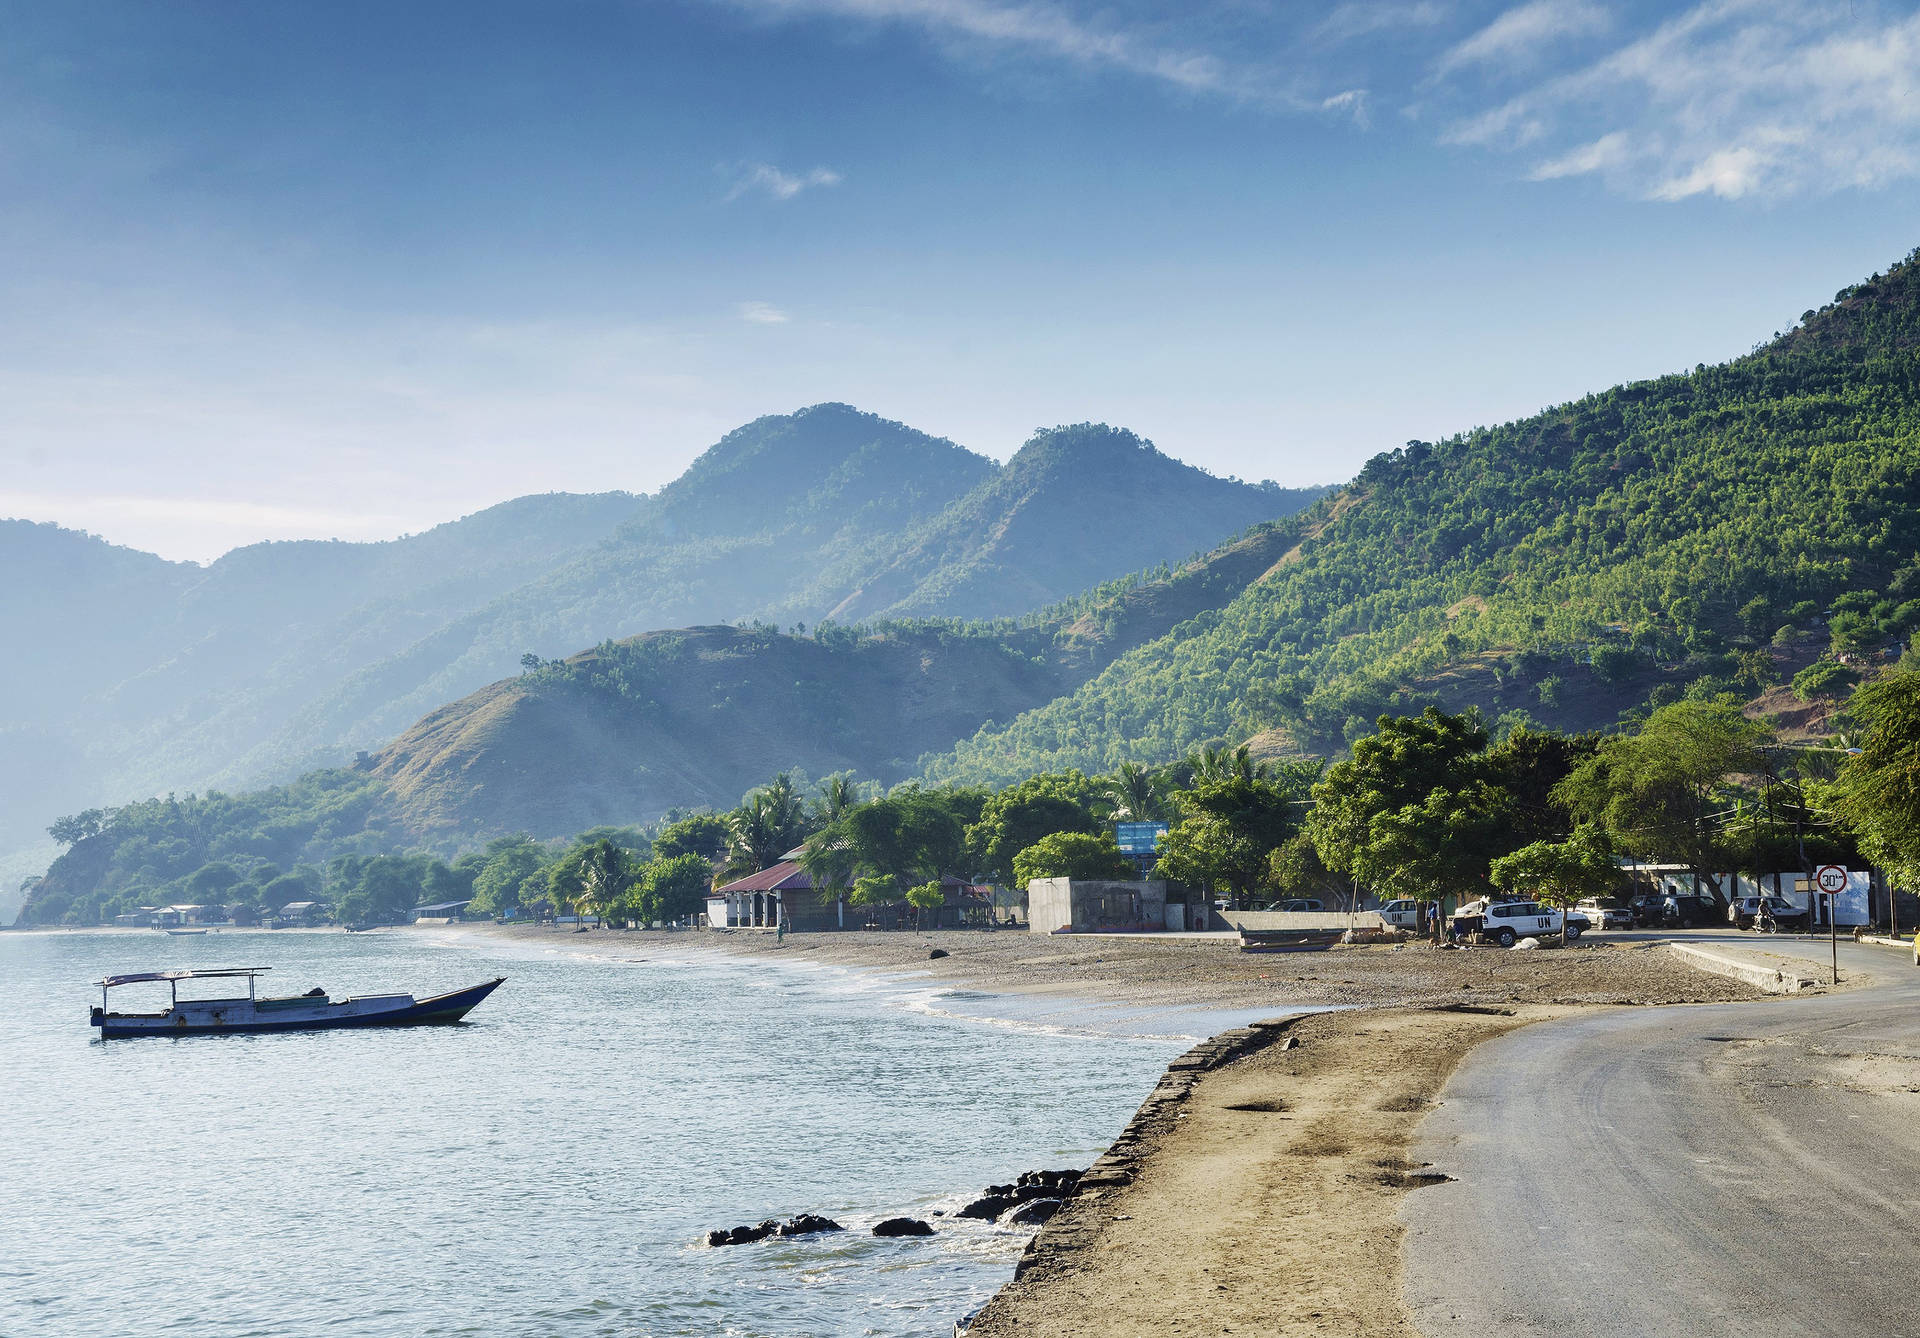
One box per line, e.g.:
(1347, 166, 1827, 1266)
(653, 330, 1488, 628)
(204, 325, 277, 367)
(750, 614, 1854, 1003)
(2, 405, 1317, 918)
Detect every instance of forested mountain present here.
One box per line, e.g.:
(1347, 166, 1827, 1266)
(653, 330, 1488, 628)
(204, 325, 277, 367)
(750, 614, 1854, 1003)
(14, 527, 1311, 922)
(3, 405, 1307, 920)
(926, 248, 1920, 784)
(22, 248, 1920, 927)
(820, 423, 1315, 622)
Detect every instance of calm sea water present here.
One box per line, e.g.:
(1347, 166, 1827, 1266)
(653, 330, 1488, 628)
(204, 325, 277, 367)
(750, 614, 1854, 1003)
(0, 928, 1271, 1338)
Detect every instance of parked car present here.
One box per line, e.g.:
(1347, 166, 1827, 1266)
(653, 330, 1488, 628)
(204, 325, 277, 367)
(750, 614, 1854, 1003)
(1574, 897, 1635, 930)
(1261, 898, 1325, 913)
(1451, 898, 1589, 947)
(1628, 892, 1720, 927)
(1727, 895, 1809, 931)
(1378, 899, 1423, 931)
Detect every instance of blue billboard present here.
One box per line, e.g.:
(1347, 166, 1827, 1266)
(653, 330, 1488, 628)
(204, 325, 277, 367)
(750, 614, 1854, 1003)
(1114, 822, 1169, 854)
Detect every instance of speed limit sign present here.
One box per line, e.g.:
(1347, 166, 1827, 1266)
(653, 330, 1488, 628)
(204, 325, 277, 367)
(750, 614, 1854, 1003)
(1815, 864, 1848, 894)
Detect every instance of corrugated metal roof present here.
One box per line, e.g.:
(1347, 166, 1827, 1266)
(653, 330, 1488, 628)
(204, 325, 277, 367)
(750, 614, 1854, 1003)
(713, 861, 816, 894)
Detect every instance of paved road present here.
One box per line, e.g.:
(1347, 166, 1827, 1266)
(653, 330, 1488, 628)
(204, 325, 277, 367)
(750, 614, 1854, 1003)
(1404, 931, 1920, 1338)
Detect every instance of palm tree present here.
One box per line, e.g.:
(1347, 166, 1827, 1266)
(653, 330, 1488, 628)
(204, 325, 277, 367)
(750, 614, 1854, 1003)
(722, 776, 811, 880)
(1187, 743, 1267, 785)
(575, 839, 631, 929)
(1105, 762, 1163, 823)
(815, 772, 864, 824)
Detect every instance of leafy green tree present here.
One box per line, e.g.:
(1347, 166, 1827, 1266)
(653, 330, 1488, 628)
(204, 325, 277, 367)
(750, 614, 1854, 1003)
(810, 787, 981, 895)
(1489, 824, 1618, 945)
(469, 836, 554, 917)
(904, 879, 946, 929)
(1156, 775, 1300, 907)
(1308, 708, 1509, 911)
(1792, 659, 1857, 702)
(1828, 668, 1920, 888)
(637, 851, 714, 924)
(1012, 831, 1134, 887)
(652, 812, 731, 863)
(1266, 833, 1344, 902)
(1554, 699, 1772, 896)
(964, 770, 1106, 882)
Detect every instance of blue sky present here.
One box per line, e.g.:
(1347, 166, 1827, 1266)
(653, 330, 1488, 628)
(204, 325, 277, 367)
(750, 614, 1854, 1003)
(3, 0, 1918, 560)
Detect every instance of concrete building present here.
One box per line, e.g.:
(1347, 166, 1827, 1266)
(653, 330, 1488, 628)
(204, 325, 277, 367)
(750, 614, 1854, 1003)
(1026, 878, 1214, 934)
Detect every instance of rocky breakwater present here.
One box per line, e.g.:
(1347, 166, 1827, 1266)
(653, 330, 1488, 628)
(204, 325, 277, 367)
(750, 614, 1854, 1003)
(953, 1169, 1082, 1228)
(703, 1168, 1085, 1248)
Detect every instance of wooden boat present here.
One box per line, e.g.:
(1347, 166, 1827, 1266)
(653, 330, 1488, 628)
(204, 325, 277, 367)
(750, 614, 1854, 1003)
(91, 967, 505, 1037)
(1237, 927, 1345, 954)
(162, 928, 209, 936)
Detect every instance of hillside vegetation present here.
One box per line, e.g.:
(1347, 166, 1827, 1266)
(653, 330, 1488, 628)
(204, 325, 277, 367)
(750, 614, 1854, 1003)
(2, 406, 1312, 919)
(926, 249, 1920, 783)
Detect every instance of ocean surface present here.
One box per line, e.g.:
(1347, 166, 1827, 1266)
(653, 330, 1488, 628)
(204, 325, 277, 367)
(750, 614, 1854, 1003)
(0, 928, 1282, 1337)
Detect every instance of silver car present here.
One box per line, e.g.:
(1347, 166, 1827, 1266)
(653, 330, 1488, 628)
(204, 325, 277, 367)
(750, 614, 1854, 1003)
(1575, 897, 1634, 930)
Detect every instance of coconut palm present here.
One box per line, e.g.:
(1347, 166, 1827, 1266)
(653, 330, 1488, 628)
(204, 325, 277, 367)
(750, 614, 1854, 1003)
(1104, 762, 1164, 823)
(722, 775, 811, 879)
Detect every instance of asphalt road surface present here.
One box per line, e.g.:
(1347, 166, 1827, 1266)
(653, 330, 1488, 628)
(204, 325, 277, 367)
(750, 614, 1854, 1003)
(1404, 931, 1920, 1338)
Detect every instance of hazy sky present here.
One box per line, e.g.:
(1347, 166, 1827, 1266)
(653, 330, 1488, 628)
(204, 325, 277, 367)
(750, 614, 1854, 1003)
(4, 0, 1918, 561)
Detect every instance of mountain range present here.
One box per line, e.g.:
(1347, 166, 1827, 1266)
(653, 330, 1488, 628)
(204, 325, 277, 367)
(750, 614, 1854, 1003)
(2, 408, 1319, 918)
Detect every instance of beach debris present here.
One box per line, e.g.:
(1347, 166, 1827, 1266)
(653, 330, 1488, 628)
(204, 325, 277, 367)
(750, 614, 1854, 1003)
(999, 1199, 1061, 1227)
(872, 1217, 935, 1237)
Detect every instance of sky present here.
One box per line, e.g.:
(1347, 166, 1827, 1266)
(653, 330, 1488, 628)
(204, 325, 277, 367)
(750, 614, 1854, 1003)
(3, 0, 1918, 562)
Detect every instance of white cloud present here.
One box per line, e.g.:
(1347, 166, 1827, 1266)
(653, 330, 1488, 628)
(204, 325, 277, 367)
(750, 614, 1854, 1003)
(737, 301, 792, 324)
(1321, 88, 1372, 126)
(1311, 2, 1449, 46)
(1434, 0, 1611, 77)
(717, 0, 1293, 105)
(727, 162, 844, 201)
(1440, 0, 1920, 201)
(1527, 128, 1629, 178)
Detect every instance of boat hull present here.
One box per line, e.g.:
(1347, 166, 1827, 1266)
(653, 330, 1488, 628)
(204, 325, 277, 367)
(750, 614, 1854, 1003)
(92, 977, 505, 1037)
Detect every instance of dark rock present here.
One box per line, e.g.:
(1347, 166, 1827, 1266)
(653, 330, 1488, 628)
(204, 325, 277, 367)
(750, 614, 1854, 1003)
(956, 1194, 1019, 1220)
(929, 948, 949, 959)
(999, 1198, 1062, 1227)
(872, 1217, 935, 1237)
(708, 1220, 777, 1247)
(778, 1213, 843, 1237)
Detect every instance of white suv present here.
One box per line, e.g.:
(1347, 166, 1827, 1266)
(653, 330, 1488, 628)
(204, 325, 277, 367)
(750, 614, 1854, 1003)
(1452, 898, 1588, 946)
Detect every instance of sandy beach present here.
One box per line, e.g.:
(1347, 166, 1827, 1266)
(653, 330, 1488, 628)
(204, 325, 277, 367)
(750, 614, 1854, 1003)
(458, 919, 1770, 1011)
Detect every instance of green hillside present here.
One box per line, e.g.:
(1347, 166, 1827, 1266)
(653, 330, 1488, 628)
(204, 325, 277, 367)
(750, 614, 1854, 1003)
(926, 248, 1920, 783)
(13, 523, 1310, 923)
(4, 404, 1307, 921)
(820, 423, 1320, 622)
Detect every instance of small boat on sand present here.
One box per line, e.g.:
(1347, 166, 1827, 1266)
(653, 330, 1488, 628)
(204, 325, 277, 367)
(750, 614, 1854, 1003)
(162, 928, 209, 936)
(1237, 927, 1345, 954)
(91, 967, 504, 1038)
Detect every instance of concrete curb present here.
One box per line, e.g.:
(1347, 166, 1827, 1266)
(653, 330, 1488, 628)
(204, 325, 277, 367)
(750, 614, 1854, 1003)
(1667, 943, 1816, 994)
(1858, 934, 1915, 952)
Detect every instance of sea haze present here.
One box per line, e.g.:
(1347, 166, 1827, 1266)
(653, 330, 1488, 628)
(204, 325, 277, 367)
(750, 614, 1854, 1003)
(0, 929, 1210, 1337)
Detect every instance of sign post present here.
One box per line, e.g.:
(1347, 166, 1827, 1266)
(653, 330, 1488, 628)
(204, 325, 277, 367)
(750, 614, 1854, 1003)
(1815, 864, 1847, 984)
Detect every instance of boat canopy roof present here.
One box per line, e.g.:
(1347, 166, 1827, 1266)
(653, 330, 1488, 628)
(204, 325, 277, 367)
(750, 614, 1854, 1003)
(100, 967, 272, 988)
